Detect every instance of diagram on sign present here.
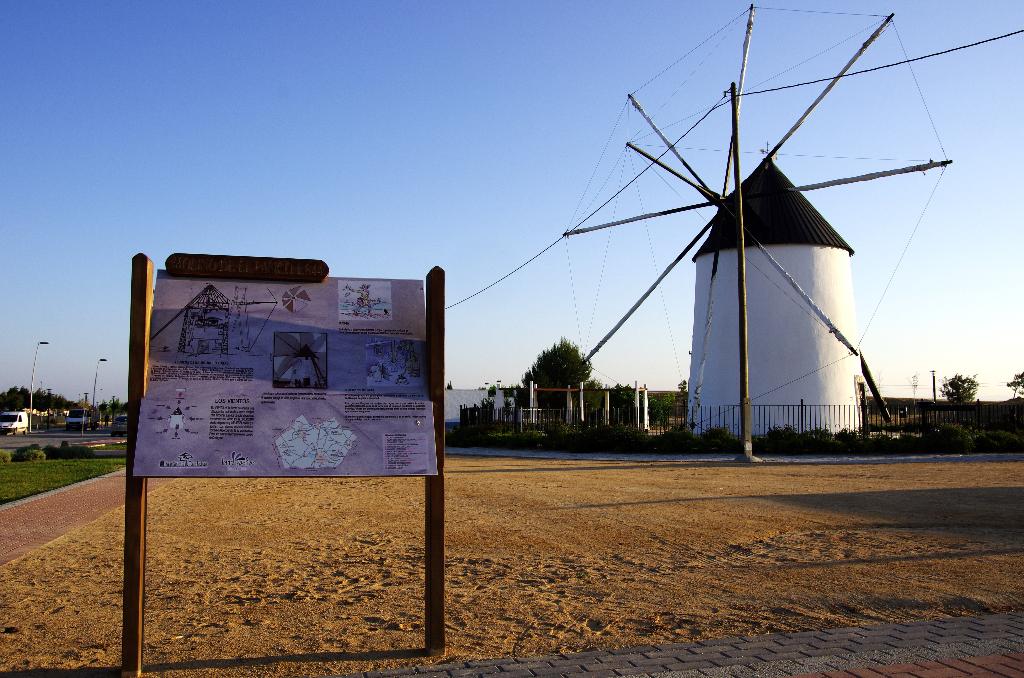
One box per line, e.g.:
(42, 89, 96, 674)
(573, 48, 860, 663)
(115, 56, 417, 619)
(150, 283, 278, 356)
(145, 389, 203, 439)
(274, 415, 356, 469)
(281, 286, 311, 313)
(339, 280, 391, 320)
(272, 332, 327, 389)
(366, 339, 423, 387)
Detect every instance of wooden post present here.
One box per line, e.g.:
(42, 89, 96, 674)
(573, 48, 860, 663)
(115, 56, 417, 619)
(424, 267, 446, 655)
(122, 253, 153, 678)
(730, 82, 754, 460)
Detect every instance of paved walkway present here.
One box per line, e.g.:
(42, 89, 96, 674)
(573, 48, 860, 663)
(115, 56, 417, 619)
(338, 614, 1024, 678)
(0, 471, 167, 565)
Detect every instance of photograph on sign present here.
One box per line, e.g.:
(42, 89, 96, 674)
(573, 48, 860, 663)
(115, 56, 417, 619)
(134, 272, 437, 477)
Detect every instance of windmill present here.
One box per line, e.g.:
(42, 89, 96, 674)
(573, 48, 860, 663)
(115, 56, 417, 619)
(566, 7, 950, 460)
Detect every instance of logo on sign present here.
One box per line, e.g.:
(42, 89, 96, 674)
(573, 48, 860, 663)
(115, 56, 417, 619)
(221, 451, 256, 467)
(159, 451, 209, 468)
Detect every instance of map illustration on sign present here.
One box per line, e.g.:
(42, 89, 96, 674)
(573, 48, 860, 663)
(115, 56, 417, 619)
(274, 415, 356, 470)
(150, 283, 277, 356)
(340, 280, 392, 320)
(273, 332, 327, 389)
(366, 339, 424, 387)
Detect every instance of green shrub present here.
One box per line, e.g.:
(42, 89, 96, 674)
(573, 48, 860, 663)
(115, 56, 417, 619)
(445, 425, 500, 448)
(0, 449, 11, 464)
(921, 424, 975, 454)
(700, 427, 740, 453)
(569, 426, 648, 453)
(868, 433, 918, 454)
(13, 445, 46, 462)
(974, 430, 1024, 453)
(834, 429, 870, 454)
(44, 444, 96, 459)
(649, 428, 701, 453)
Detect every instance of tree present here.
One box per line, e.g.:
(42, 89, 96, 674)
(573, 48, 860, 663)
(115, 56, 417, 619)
(940, 373, 979, 403)
(648, 392, 675, 426)
(1008, 372, 1024, 399)
(522, 338, 592, 408)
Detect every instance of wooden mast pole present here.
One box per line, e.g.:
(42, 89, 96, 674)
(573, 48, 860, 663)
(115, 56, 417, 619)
(122, 253, 153, 678)
(424, 266, 446, 655)
(730, 83, 756, 462)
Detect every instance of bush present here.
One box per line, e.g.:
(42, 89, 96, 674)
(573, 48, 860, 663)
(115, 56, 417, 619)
(649, 428, 702, 453)
(834, 429, 870, 454)
(569, 426, 649, 453)
(755, 426, 802, 455)
(13, 445, 46, 462)
(0, 449, 11, 464)
(921, 424, 975, 454)
(700, 427, 740, 453)
(44, 444, 96, 459)
(974, 430, 1024, 453)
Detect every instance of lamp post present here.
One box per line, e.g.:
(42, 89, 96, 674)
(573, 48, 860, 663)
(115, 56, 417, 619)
(92, 357, 107, 417)
(29, 341, 49, 432)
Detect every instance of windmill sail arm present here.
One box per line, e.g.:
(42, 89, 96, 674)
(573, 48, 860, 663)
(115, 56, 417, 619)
(626, 142, 719, 202)
(748, 236, 859, 356)
(628, 95, 718, 200)
(692, 250, 721, 409)
(564, 200, 715, 237)
(766, 13, 893, 160)
(787, 159, 951, 193)
(724, 4, 756, 195)
(585, 222, 713, 362)
(859, 354, 892, 423)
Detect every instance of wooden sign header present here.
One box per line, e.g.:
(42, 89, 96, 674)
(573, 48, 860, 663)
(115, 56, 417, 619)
(166, 253, 329, 282)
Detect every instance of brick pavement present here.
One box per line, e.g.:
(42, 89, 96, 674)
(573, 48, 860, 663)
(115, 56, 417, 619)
(0, 470, 168, 565)
(335, 613, 1024, 678)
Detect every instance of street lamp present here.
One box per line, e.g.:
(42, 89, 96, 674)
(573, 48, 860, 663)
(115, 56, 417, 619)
(92, 358, 108, 414)
(29, 341, 49, 432)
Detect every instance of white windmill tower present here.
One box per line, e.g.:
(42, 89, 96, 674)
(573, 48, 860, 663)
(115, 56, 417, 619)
(687, 159, 860, 424)
(570, 7, 950, 459)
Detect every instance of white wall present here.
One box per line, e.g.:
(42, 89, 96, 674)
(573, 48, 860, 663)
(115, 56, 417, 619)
(444, 388, 488, 424)
(688, 244, 860, 423)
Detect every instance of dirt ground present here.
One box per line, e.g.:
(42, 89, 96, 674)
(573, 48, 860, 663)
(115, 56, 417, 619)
(1, 456, 1023, 678)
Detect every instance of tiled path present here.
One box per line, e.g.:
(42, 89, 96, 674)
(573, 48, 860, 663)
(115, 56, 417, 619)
(0, 470, 168, 565)
(337, 614, 1024, 678)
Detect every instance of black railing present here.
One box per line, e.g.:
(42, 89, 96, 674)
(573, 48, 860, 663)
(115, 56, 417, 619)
(458, 400, 1023, 435)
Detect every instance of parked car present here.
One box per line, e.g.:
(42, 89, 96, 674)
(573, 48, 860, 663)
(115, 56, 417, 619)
(66, 408, 100, 431)
(111, 414, 129, 436)
(0, 411, 29, 435)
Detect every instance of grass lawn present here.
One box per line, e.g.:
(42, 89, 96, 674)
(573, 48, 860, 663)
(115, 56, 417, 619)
(0, 458, 126, 505)
(88, 442, 127, 452)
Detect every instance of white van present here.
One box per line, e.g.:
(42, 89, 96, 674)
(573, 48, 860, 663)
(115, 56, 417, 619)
(66, 408, 100, 431)
(0, 411, 29, 435)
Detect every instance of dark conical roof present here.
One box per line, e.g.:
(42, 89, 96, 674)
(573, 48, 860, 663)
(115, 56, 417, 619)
(693, 160, 854, 259)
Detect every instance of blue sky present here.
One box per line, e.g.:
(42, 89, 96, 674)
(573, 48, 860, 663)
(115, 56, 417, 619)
(2, 1, 1022, 403)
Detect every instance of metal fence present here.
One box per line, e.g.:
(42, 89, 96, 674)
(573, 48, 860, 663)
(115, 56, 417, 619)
(919, 401, 1024, 430)
(458, 400, 1022, 435)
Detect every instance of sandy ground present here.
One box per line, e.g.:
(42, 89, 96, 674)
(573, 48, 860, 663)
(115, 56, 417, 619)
(1, 456, 1022, 677)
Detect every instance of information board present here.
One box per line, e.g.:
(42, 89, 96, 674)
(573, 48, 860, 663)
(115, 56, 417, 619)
(133, 272, 438, 477)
